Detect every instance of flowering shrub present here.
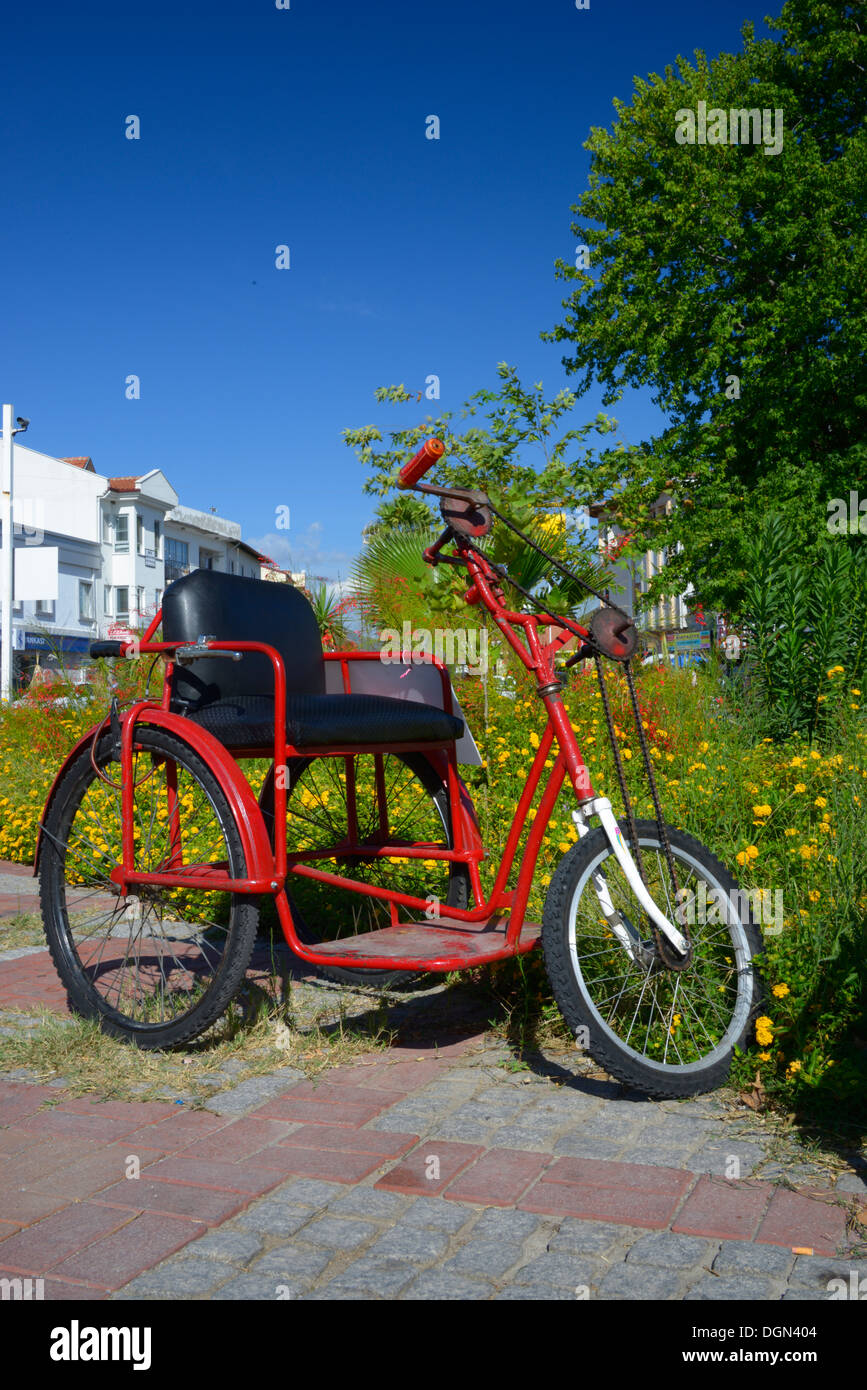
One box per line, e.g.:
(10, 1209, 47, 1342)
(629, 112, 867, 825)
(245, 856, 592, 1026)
(1, 653, 864, 1125)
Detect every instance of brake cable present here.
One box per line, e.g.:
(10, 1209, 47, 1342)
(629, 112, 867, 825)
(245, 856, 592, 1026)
(460, 525, 689, 969)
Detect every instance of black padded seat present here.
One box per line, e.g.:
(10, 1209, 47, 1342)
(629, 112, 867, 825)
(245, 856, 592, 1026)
(161, 570, 463, 751)
(185, 693, 463, 750)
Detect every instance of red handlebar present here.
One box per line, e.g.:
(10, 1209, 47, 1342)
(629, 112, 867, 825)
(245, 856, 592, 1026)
(398, 437, 445, 489)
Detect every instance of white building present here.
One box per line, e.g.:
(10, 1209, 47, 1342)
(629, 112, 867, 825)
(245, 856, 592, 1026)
(4, 446, 264, 690)
(589, 493, 707, 660)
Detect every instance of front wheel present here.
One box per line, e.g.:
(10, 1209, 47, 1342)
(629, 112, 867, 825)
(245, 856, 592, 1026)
(542, 819, 762, 1098)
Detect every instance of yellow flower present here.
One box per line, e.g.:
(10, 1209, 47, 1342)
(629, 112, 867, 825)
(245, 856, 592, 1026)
(784, 828, 797, 837)
(793, 783, 806, 794)
(786, 1059, 802, 1077)
(772, 983, 790, 998)
(699, 741, 709, 753)
(813, 796, 827, 808)
(746, 845, 759, 860)
(758, 1051, 771, 1062)
(529, 731, 540, 749)
(826, 665, 844, 678)
(755, 1016, 774, 1046)
(752, 804, 772, 817)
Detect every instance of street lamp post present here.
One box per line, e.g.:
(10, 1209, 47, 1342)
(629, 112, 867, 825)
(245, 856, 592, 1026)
(1, 404, 30, 703)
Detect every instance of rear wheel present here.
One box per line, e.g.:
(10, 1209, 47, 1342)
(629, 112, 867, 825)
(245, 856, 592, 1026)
(262, 752, 470, 987)
(39, 728, 259, 1048)
(542, 819, 762, 1097)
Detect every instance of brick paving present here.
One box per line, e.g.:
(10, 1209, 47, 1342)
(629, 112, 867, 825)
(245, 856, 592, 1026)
(1, 859, 866, 1301)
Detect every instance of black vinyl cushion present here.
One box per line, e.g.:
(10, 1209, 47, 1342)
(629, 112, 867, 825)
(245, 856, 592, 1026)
(161, 571, 463, 750)
(185, 693, 463, 749)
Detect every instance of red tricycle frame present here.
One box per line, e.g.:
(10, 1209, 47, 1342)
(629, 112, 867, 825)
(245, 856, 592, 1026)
(36, 519, 607, 974)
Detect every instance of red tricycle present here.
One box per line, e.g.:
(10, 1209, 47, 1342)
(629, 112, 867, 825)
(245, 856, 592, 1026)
(35, 439, 761, 1097)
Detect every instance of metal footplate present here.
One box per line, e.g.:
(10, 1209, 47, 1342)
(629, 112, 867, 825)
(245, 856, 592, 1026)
(311, 914, 541, 969)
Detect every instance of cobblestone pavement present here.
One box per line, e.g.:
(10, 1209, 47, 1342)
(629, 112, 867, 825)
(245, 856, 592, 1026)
(1, 860, 866, 1302)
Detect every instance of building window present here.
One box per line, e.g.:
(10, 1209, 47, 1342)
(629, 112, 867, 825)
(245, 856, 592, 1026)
(136, 586, 145, 617)
(165, 537, 188, 584)
(79, 580, 95, 621)
(115, 587, 129, 621)
(104, 585, 112, 615)
(153, 520, 161, 557)
(36, 598, 55, 618)
(102, 512, 112, 544)
(115, 514, 129, 553)
(137, 516, 145, 554)
(154, 588, 162, 609)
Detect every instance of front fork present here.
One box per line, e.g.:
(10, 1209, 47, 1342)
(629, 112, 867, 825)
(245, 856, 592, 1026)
(571, 796, 690, 963)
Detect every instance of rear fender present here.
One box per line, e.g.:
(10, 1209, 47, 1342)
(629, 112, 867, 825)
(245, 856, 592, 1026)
(34, 709, 275, 886)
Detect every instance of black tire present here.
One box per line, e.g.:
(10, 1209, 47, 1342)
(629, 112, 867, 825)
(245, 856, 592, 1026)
(542, 819, 763, 1098)
(39, 727, 259, 1048)
(261, 752, 470, 988)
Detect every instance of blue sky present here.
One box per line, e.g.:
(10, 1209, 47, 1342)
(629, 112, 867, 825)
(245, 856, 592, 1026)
(1, 0, 776, 584)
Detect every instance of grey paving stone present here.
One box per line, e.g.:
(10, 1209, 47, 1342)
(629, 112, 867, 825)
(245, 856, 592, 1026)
(328, 1187, 411, 1220)
(835, 1173, 867, 1195)
(402, 1271, 494, 1300)
(494, 1284, 578, 1300)
(625, 1231, 715, 1269)
(401, 1197, 474, 1232)
(367, 1110, 435, 1134)
(584, 1111, 645, 1140)
(641, 1115, 718, 1141)
(525, 1090, 603, 1116)
(233, 1202, 312, 1237)
(269, 1179, 344, 1208)
(551, 1135, 624, 1161)
(471, 1208, 544, 1243)
(120, 1259, 230, 1297)
(300, 1286, 379, 1300)
(683, 1142, 766, 1176)
(512, 1252, 600, 1289)
(250, 1244, 333, 1281)
(445, 1240, 524, 1279)
(367, 1225, 450, 1262)
(597, 1264, 681, 1299)
(179, 1230, 263, 1266)
(782, 1288, 838, 1301)
(206, 1069, 304, 1115)
(789, 1254, 867, 1291)
(548, 1219, 634, 1256)
(212, 1274, 302, 1300)
(616, 1144, 694, 1168)
(474, 1086, 529, 1108)
(301, 1216, 377, 1250)
(684, 1275, 779, 1301)
(326, 1256, 418, 1296)
(712, 1241, 794, 1278)
(488, 1125, 565, 1151)
(431, 1118, 496, 1144)
(449, 1100, 527, 1124)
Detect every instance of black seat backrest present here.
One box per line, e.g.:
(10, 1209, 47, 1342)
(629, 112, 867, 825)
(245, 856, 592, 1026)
(162, 570, 325, 710)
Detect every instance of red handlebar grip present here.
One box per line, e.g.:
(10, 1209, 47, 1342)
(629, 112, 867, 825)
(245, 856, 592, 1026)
(398, 437, 445, 489)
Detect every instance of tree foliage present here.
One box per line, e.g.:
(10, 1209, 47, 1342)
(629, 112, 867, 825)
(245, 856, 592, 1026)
(546, 0, 867, 613)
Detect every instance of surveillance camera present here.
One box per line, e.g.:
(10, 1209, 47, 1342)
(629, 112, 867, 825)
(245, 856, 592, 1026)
(15, 417, 30, 431)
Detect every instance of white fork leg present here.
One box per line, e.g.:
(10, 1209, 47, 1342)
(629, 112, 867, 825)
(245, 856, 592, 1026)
(572, 798, 690, 957)
(571, 805, 642, 964)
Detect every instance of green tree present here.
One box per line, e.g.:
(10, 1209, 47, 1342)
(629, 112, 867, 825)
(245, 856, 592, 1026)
(546, 0, 867, 614)
(343, 363, 618, 513)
